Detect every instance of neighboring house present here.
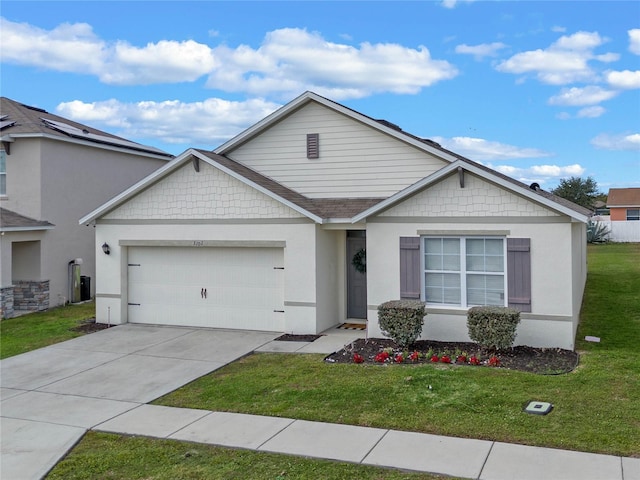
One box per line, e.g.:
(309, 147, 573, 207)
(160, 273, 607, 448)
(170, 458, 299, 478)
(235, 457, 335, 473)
(602, 188, 640, 242)
(81, 92, 591, 349)
(607, 188, 640, 221)
(0, 97, 173, 318)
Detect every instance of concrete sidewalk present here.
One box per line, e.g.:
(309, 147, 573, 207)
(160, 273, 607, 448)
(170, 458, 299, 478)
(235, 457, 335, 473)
(94, 405, 639, 480)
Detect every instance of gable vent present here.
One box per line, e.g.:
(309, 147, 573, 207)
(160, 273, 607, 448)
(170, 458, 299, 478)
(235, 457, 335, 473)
(307, 133, 319, 159)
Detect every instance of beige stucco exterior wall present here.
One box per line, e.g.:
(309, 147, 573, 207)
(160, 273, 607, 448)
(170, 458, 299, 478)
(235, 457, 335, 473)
(365, 172, 583, 350)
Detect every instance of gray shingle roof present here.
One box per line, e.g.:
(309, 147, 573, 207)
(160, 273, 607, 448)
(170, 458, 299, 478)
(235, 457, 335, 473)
(0, 208, 54, 230)
(0, 97, 173, 157)
(194, 149, 385, 219)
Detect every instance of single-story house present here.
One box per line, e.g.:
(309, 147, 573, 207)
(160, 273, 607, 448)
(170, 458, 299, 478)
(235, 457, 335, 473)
(80, 92, 591, 349)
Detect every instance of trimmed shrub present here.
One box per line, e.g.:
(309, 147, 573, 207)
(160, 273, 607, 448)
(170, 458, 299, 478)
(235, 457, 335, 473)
(378, 300, 426, 348)
(467, 306, 521, 351)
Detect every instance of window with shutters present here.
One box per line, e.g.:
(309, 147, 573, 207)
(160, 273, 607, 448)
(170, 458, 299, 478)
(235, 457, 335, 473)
(422, 237, 506, 308)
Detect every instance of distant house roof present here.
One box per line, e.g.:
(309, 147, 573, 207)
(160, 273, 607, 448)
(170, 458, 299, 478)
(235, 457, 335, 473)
(0, 208, 55, 232)
(0, 97, 173, 159)
(607, 188, 640, 207)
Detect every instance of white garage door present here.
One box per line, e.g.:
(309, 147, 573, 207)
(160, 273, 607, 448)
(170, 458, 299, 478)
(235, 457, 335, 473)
(127, 246, 284, 331)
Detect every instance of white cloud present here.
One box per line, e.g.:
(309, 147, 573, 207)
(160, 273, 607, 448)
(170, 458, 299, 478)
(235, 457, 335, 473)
(551, 26, 567, 33)
(489, 163, 585, 186)
(455, 42, 507, 60)
(431, 136, 552, 161)
(605, 70, 640, 90)
(56, 97, 282, 146)
(548, 86, 618, 106)
(0, 18, 105, 74)
(205, 28, 458, 99)
(441, 0, 475, 8)
(629, 29, 640, 55)
(591, 133, 640, 151)
(577, 106, 606, 118)
(0, 18, 458, 98)
(495, 31, 615, 85)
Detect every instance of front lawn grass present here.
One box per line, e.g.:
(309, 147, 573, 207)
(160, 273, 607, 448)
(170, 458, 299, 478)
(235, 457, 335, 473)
(0, 301, 96, 359)
(156, 243, 640, 457)
(48, 432, 452, 480)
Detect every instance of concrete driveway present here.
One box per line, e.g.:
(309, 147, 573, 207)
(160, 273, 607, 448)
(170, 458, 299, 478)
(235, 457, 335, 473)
(0, 324, 278, 480)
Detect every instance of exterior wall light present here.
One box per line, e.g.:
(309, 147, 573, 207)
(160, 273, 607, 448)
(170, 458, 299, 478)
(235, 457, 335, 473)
(102, 242, 111, 255)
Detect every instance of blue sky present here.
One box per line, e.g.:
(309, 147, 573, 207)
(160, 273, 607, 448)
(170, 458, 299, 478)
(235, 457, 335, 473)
(2, 1, 639, 191)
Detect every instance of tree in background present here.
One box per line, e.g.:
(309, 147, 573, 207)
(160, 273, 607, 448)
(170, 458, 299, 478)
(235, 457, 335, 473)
(551, 176, 601, 210)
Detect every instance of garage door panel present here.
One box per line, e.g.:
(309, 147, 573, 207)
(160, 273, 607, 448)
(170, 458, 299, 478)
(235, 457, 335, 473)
(128, 247, 284, 331)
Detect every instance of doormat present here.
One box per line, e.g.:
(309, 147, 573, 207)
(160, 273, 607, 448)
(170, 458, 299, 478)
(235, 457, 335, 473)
(274, 334, 322, 342)
(337, 323, 366, 331)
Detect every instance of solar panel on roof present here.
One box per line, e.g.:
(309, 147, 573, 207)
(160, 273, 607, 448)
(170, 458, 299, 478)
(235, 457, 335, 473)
(41, 118, 167, 155)
(0, 120, 16, 130)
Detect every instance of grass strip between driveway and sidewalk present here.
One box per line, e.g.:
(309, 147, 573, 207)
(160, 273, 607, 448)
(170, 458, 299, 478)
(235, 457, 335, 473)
(154, 243, 640, 458)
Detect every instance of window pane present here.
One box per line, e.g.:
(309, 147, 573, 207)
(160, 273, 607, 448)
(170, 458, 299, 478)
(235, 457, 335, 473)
(0, 174, 5, 196)
(466, 255, 484, 271)
(425, 254, 442, 270)
(466, 239, 484, 254)
(424, 238, 442, 254)
(467, 274, 504, 306)
(425, 273, 460, 305)
(485, 255, 504, 272)
(485, 239, 503, 255)
(443, 239, 459, 254)
(442, 253, 460, 271)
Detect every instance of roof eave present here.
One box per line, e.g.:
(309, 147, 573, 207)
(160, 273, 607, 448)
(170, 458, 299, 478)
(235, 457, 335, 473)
(2, 132, 173, 160)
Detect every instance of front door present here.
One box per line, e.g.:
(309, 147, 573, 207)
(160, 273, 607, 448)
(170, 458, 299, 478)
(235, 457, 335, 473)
(346, 232, 367, 319)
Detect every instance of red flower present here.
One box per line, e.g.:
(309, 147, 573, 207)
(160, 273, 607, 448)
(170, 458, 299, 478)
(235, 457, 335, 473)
(374, 351, 390, 363)
(353, 353, 364, 364)
(469, 355, 481, 366)
(430, 354, 440, 363)
(394, 354, 404, 363)
(488, 356, 501, 367)
(456, 355, 467, 364)
(440, 355, 451, 364)
(409, 351, 420, 362)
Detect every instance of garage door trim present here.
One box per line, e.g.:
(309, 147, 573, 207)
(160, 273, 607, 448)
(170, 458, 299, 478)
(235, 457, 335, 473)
(120, 239, 286, 248)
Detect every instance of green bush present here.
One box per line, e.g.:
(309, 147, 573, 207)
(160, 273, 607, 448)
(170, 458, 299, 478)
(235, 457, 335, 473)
(378, 300, 426, 348)
(467, 306, 521, 351)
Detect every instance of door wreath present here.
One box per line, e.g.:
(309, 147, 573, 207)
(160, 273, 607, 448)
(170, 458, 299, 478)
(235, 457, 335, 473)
(352, 248, 366, 274)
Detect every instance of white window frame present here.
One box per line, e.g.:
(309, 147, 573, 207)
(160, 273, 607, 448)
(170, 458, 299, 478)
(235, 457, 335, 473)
(626, 209, 640, 221)
(421, 236, 507, 309)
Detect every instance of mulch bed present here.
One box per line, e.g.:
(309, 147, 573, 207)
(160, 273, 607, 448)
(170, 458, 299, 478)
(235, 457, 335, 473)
(70, 318, 113, 334)
(325, 338, 580, 375)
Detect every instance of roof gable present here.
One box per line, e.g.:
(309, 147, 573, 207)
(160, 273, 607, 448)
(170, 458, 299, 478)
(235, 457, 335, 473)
(215, 91, 459, 162)
(353, 160, 591, 223)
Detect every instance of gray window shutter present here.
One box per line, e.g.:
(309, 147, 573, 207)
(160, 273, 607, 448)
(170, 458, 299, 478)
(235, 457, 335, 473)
(307, 133, 319, 159)
(400, 237, 420, 299)
(507, 238, 531, 312)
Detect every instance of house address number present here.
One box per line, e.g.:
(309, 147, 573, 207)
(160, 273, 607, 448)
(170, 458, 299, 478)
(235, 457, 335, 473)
(193, 241, 204, 247)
